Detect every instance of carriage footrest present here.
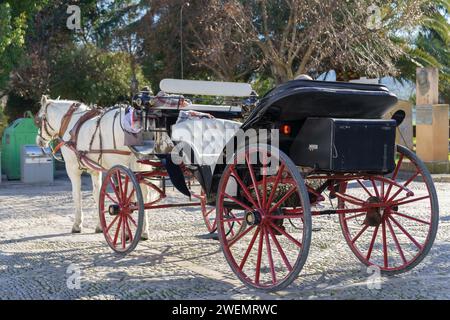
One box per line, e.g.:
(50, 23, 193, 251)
(129, 140, 155, 160)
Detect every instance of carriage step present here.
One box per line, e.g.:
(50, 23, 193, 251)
(129, 141, 155, 160)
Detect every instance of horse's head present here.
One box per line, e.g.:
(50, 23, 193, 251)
(35, 95, 54, 147)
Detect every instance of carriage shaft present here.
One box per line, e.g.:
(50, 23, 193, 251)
(143, 202, 202, 210)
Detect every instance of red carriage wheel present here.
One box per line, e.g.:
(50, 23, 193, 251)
(216, 144, 312, 291)
(99, 165, 144, 255)
(200, 189, 217, 233)
(338, 145, 439, 274)
(201, 189, 247, 238)
(222, 208, 247, 241)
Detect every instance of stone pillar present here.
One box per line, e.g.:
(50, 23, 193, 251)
(415, 67, 449, 173)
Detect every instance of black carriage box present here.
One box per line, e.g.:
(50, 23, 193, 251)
(290, 118, 397, 173)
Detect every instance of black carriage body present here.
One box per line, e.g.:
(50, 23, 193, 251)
(132, 80, 400, 198)
(289, 118, 397, 173)
(242, 79, 399, 174)
(242, 80, 398, 128)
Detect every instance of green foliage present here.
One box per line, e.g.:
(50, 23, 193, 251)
(396, 0, 450, 103)
(0, 106, 9, 144)
(0, 2, 25, 88)
(251, 76, 276, 97)
(4, 92, 38, 122)
(415, 32, 450, 103)
(0, 1, 48, 89)
(141, 52, 172, 94)
(1, 0, 448, 110)
(50, 44, 148, 106)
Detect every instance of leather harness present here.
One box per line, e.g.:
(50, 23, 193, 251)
(47, 103, 131, 168)
(59, 103, 81, 138)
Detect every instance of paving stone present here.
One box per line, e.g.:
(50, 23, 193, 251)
(0, 177, 449, 299)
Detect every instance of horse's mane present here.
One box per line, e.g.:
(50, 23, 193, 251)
(41, 95, 124, 110)
(48, 99, 81, 105)
(42, 97, 93, 111)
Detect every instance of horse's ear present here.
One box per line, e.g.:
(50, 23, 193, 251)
(41, 95, 49, 107)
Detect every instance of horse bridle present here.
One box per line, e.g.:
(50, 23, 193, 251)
(35, 101, 57, 145)
(35, 101, 81, 151)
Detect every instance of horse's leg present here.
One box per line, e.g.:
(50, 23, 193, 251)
(67, 166, 84, 233)
(91, 172, 103, 233)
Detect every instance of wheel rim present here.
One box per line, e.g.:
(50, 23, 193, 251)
(99, 166, 143, 253)
(201, 189, 247, 238)
(339, 146, 438, 272)
(217, 145, 311, 290)
(201, 189, 217, 233)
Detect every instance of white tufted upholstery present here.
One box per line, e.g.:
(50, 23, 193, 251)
(171, 118, 241, 166)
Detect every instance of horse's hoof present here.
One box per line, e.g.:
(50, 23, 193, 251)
(95, 226, 103, 234)
(71, 227, 82, 234)
(141, 232, 149, 241)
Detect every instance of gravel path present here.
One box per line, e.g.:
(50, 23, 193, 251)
(0, 174, 449, 300)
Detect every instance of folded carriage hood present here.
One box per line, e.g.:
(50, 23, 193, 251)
(242, 79, 398, 129)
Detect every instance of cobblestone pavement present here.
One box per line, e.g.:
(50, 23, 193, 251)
(0, 174, 449, 300)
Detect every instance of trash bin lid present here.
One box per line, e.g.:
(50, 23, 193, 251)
(23, 145, 51, 157)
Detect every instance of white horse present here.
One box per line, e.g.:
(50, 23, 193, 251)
(36, 96, 155, 239)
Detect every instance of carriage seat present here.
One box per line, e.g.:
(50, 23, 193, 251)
(171, 118, 241, 166)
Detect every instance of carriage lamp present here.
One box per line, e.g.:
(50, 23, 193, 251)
(134, 97, 143, 107)
(280, 124, 292, 135)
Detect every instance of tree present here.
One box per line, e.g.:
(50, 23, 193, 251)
(138, 0, 197, 90)
(2, 0, 446, 117)
(3, 92, 38, 122)
(2, 0, 88, 119)
(91, 0, 151, 95)
(185, 0, 261, 82)
(396, 0, 450, 103)
(0, 1, 48, 91)
(8, 0, 73, 101)
(50, 44, 147, 106)
(0, 106, 8, 141)
(2, 0, 150, 119)
(95, 0, 212, 91)
(189, 0, 430, 83)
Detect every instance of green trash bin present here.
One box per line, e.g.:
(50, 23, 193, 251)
(1, 115, 38, 180)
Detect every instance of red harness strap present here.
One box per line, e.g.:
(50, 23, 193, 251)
(59, 103, 81, 138)
(52, 140, 66, 155)
(50, 103, 80, 155)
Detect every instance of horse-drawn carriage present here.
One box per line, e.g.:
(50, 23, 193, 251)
(96, 78, 438, 291)
(36, 78, 438, 292)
